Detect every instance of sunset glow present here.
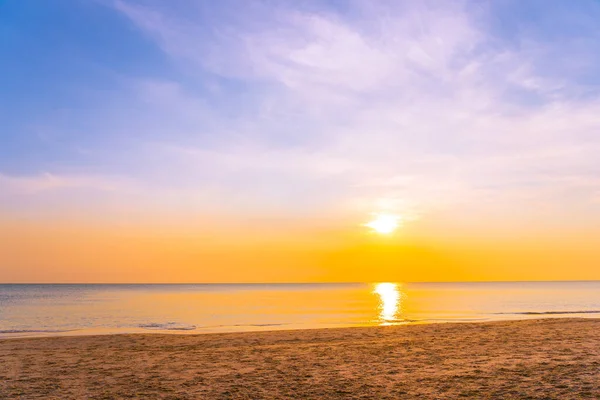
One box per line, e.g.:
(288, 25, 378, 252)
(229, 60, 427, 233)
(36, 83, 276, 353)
(365, 214, 401, 235)
(374, 283, 401, 323)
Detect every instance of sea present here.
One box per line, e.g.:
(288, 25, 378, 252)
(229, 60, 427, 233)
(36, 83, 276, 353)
(1, 281, 598, 338)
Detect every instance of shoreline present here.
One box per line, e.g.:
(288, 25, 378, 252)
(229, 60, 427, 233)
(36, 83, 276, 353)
(1, 318, 598, 399)
(1, 314, 599, 341)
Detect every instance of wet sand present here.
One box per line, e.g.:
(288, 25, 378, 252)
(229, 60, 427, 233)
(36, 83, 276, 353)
(1, 318, 598, 399)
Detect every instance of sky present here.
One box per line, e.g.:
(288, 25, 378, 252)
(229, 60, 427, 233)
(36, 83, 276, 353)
(2, 0, 600, 282)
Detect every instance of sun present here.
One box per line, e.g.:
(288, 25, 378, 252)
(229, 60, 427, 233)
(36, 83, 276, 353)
(365, 213, 400, 234)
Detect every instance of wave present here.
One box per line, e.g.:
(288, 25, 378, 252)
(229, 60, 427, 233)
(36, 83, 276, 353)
(375, 318, 420, 324)
(138, 322, 197, 331)
(0, 329, 76, 334)
(496, 310, 600, 315)
(417, 318, 487, 322)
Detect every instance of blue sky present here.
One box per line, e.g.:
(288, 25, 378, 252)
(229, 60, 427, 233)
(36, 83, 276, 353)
(2, 0, 600, 232)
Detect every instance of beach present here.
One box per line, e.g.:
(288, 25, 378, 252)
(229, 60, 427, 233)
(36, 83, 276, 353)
(0, 318, 598, 399)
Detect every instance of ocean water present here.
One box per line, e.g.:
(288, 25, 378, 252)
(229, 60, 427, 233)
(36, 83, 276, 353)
(0, 282, 598, 338)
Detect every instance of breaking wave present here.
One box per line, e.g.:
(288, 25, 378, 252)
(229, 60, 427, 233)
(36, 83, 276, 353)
(139, 322, 197, 331)
(496, 310, 600, 315)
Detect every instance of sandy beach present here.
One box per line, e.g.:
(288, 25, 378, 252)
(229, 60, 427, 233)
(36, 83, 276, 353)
(1, 318, 598, 399)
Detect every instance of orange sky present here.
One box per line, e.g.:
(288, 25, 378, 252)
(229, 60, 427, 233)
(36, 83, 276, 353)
(2, 216, 599, 283)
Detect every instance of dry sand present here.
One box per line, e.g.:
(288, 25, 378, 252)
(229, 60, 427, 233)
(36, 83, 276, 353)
(0, 318, 598, 399)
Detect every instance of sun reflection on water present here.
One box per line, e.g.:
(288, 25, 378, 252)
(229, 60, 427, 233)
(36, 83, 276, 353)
(373, 283, 402, 324)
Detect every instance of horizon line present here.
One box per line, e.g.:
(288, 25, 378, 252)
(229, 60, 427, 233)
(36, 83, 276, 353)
(1, 280, 599, 285)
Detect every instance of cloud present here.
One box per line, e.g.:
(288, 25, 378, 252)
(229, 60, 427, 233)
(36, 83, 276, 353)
(0, 173, 128, 195)
(16, 0, 600, 226)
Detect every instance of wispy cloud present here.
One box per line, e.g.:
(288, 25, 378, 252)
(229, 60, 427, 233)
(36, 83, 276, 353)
(107, 0, 600, 224)
(5, 0, 600, 230)
(0, 172, 126, 195)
